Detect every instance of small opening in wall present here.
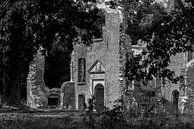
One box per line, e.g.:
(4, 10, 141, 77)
(172, 90, 179, 109)
(48, 96, 59, 108)
(78, 94, 85, 110)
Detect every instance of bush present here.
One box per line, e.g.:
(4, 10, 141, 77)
(81, 97, 194, 129)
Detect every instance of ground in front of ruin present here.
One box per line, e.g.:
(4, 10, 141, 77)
(0, 106, 84, 129)
(1, 106, 194, 129)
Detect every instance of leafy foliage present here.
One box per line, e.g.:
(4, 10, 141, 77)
(120, 0, 194, 117)
(81, 97, 193, 129)
(124, 0, 194, 83)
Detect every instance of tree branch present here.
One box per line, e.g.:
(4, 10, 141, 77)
(176, 0, 194, 26)
(0, 0, 10, 19)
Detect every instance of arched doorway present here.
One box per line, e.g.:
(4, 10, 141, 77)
(172, 90, 179, 112)
(94, 84, 104, 112)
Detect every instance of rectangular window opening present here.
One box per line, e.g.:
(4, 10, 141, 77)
(78, 58, 86, 83)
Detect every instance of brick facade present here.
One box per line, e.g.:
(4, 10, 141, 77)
(72, 8, 123, 109)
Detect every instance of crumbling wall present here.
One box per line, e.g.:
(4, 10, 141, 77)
(27, 47, 49, 109)
(180, 58, 194, 114)
(61, 82, 76, 109)
(27, 47, 75, 109)
(71, 8, 123, 109)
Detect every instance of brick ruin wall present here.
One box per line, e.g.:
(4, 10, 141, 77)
(72, 8, 124, 109)
(27, 47, 76, 109)
(27, 47, 49, 108)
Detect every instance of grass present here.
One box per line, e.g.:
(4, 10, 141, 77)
(0, 109, 194, 129)
(0, 113, 81, 129)
(0, 114, 194, 129)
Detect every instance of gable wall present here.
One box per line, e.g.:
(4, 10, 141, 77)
(72, 8, 122, 109)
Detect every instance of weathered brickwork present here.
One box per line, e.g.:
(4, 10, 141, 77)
(160, 52, 194, 113)
(27, 47, 49, 109)
(27, 47, 76, 110)
(180, 56, 194, 113)
(72, 8, 123, 109)
(161, 53, 187, 101)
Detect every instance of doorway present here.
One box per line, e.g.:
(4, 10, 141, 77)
(78, 94, 85, 110)
(172, 90, 179, 112)
(48, 95, 60, 108)
(94, 84, 104, 112)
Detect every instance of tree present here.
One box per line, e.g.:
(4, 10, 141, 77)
(120, 0, 194, 115)
(123, 0, 193, 84)
(176, 0, 194, 26)
(0, 0, 104, 105)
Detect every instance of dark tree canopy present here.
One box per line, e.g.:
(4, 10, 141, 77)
(0, 0, 104, 105)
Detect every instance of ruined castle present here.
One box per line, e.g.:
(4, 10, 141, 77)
(27, 1, 194, 114)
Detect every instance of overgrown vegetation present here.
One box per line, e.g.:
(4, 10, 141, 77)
(124, 0, 194, 83)
(121, 0, 194, 117)
(0, 104, 193, 129)
(0, 0, 194, 128)
(78, 96, 194, 129)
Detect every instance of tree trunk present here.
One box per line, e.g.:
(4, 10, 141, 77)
(2, 64, 22, 106)
(3, 77, 20, 106)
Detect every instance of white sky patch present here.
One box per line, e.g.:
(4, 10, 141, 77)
(154, 0, 170, 8)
